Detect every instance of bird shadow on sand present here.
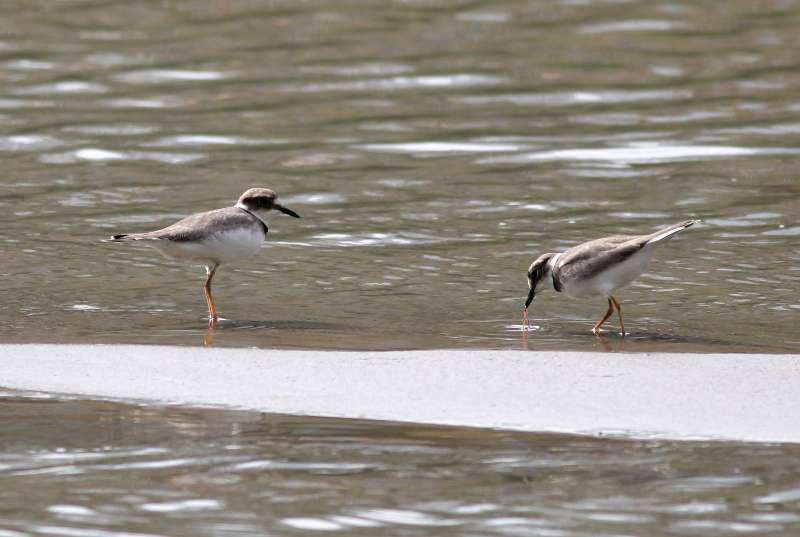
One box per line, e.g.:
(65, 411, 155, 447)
(208, 319, 344, 331)
(201, 318, 347, 346)
(554, 329, 780, 353)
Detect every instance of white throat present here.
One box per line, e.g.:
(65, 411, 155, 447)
(235, 202, 272, 226)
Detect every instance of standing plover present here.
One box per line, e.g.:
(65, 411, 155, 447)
(107, 187, 300, 323)
(522, 220, 698, 335)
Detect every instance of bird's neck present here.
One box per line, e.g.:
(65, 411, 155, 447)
(548, 253, 562, 271)
(235, 202, 271, 227)
(549, 253, 563, 292)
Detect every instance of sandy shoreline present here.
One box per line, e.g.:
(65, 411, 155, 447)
(2, 344, 798, 443)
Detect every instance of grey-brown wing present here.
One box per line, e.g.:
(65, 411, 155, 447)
(556, 234, 650, 282)
(555, 221, 697, 282)
(143, 208, 263, 242)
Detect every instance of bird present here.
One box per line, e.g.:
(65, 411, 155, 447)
(106, 187, 300, 324)
(522, 220, 698, 335)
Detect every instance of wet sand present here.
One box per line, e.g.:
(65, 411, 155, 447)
(2, 344, 798, 443)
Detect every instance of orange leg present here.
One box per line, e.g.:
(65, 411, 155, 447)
(203, 263, 220, 323)
(592, 298, 615, 335)
(610, 296, 625, 336)
(521, 308, 530, 331)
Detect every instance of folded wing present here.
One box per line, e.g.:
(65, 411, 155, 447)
(556, 220, 697, 282)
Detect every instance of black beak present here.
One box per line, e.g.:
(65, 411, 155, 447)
(524, 288, 535, 309)
(276, 204, 300, 218)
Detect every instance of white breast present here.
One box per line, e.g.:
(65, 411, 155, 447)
(152, 226, 265, 265)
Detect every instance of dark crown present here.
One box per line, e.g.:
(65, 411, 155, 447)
(238, 188, 277, 211)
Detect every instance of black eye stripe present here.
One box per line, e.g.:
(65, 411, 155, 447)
(245, 196, 275, 209)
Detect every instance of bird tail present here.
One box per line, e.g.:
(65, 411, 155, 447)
(102, 233, 147, 243)
(645, 219, 700, 245)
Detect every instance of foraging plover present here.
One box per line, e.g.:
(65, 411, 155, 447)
(522, 220, 698, 335)
(107, 187, 300, 323)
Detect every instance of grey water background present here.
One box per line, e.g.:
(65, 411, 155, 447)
(0, 0, 798, 352)
(2, 2, 800, 536)
(2, 391, 800, 537)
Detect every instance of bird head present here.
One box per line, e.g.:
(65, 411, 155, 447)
(524, 252, 556, 310)
(236, 188, 300, 218)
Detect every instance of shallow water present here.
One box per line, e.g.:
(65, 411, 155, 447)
(1, 392, 799, 537)
(0, 0, 799, 352)
(3, 4, 800, 535)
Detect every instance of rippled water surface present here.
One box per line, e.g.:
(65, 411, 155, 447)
(2, 3, 799, 535)
(1, 0, 799, 351)
(1, 392, 800, 537)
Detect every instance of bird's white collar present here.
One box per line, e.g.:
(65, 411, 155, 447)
(235, 202, 271, 227)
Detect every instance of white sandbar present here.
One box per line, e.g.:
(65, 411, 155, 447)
(2, 344, 798, 443)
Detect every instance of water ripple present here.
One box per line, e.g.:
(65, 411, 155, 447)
(282, 518, 343, 531)
(0, 135, 65, 151)
(283, 193, 347, 205)
(47, 505, 95, 517)
(457, 89, 692, 106)
(456, 11, 510, 23)
(99, 97, 188, 109)
(62, 124, 158, 136)
(112, 69, 229, 84)
(15, 81, 108, 95)
(230, 460, 380, 473)
(755, 488, 800, 504)
(300, 63, 414, 76)
(0, 98, 54, 109)
(310, 232, 450, 247)
(140, 499, 223, 513)
(357, 141, 529, 154)
(4, 59, 54, 70)
(579, 20, 687, 34)
(763, 226, 800, 237)
(479, 144, 800, 164)
(289, 74, 505, 93)
(354, 508, 462, 527)
(30, 526, 168, 537)
(669, 520, 783, 535)
(40, 149, 204, 164)
(144, 135, 287, 147)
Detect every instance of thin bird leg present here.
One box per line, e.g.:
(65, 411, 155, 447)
(202, 271, 212, 313)
(203, 263, 220, 323)
(591, 298, 615, 335)
(610, 296, 625, 336)
(521, 308, 530, 331)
